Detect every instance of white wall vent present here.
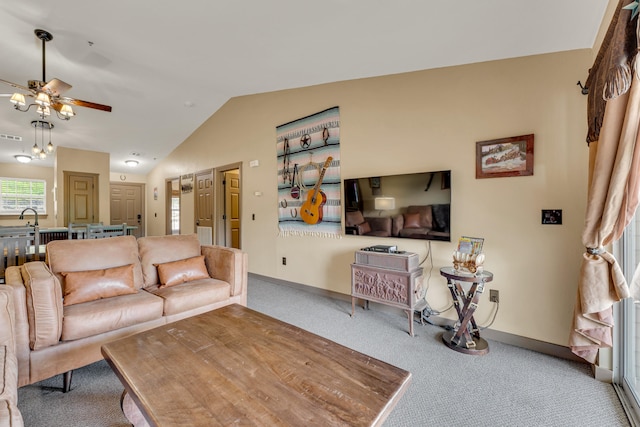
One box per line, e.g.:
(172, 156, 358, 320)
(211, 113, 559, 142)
(0, 134, 22, 142)
(197, 226, 213, 246)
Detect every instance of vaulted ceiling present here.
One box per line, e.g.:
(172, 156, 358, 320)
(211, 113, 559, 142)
(0, 1, 610, 173)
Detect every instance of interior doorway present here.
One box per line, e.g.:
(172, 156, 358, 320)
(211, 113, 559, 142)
(110, 182, 145, 238)
(166, 178, 180, 235)
(215, 163, 242, 249)
(64, 171, 98, 226)
(195, 169, 214, 245)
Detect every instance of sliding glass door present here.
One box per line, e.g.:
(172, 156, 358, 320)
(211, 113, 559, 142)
(616, 215, 640, 422)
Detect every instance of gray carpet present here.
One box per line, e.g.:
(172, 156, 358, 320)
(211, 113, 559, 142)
(18, 277, 630, 426)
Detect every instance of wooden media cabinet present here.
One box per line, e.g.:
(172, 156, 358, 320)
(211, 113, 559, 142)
(351, 250, 423, 336)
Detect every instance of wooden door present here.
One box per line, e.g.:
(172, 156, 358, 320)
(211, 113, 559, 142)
(224, 170, 241, 249)
(65, 172, 98, 226)
(110, 183, 144, 238)
(195, 169, 214, 231)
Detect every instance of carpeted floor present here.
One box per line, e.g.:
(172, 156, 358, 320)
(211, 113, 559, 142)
(18, 277, 631, 426)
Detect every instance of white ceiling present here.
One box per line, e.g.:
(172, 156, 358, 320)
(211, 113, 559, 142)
(0, 0, 609, 174)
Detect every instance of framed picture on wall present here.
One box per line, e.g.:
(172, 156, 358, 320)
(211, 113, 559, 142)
(181, 173, 194, 193)
(476, 134, 534, 179)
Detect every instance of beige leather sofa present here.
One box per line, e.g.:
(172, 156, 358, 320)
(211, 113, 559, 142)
(392, 204, 451, 241)
(0, 287, 23, 427)
(2, 234, 248, 392)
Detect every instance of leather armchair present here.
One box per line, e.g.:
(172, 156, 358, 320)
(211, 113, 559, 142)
(345, 210, 392, 237)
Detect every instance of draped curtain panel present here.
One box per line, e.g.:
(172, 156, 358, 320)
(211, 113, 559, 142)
(570, 2, 640, 363)
(276, 107, 341, 237)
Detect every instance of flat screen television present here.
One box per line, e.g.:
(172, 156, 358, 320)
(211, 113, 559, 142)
(344, 170, 451, 242)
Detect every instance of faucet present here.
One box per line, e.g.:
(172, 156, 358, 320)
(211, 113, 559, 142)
(19, 207, 39, 226)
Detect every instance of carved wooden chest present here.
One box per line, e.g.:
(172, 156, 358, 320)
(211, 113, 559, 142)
(351, 252, 423, 335)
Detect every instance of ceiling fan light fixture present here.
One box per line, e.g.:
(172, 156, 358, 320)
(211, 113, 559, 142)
(125, 160, 139, 167)
(14, 154, 32, 163)
(59, 104, 75, 117)
(35, 92, 50, 107)
(3, 29, 112, 122)
(32, 142, 40, 155)
(10, 93, 26, 107)
(36, 105, 50, 116)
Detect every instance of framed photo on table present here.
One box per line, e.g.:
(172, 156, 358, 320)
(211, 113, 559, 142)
(476, 134, 534, 179)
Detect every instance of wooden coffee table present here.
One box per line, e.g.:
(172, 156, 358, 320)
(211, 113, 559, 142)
(101, 304, 411, 426)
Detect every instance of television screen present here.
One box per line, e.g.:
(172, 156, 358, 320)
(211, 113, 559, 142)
(344, 170, 451, 242)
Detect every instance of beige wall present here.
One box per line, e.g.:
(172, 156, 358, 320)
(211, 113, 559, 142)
(54, 146, 110, 226)
(109, 172, 147, 184)
(0, 162, 55, 227)
(147, 49, 592, 347)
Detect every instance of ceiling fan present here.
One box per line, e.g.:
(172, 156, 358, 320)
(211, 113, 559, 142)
(0, 28, 112, 119)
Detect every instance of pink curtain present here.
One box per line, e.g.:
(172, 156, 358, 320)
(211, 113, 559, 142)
(569, 3, 640, 363)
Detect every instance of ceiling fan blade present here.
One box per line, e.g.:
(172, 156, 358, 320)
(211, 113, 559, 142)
(60, 96, 112, 112)
(0, 78, 32, 93)
(43, 78, 72, 97)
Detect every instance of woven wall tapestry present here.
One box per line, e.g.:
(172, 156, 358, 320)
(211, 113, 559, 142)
(276, 106, 341, 237)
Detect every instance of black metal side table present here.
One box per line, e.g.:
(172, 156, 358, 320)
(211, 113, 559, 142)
(440, 266, 493, 355)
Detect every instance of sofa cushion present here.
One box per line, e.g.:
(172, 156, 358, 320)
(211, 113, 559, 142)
(0, 346, 18, 413)
(0, 398, 24, 427)
(145, 278, 231, 316)
(61, 264, 137, 306)
(157, 256, 209, 288)
(406, 205, 433, 229)
(138, 234, 201, 287)
(61, 291, 164, 342)
(47, 235, 144, 289)
(399, 228, 430, 239)
(403, 212, 421, 229)
(20, 262, 63, 351)
(366, 217, 392, 236)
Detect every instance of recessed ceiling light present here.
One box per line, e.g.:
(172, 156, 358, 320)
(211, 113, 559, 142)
(125, 159, 139, 167)
(14, 154, 32, 163)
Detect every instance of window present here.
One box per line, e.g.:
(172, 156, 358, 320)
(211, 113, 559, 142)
(171, 196, 180, 234)
(0, 177, 46, 214)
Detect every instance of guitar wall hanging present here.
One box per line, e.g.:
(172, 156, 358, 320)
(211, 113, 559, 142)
(276, 106, 341, 238)
(301, 157, 333, 225)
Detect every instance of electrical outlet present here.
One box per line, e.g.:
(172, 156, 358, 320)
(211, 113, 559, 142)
(489, 289, 499, 303)
(282, 257, 286, 266)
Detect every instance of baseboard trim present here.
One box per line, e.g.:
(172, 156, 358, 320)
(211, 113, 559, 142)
(593, 365, 614, 383)
(249, 273, 588, 365)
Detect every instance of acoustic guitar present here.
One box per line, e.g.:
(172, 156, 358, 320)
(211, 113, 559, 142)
(301, 156, 333, 225)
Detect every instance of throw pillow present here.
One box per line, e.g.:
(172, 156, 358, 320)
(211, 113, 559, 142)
(403, 212, 422, 229)
(156, 255, 210, 288)
(61, 264, 136, 306)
